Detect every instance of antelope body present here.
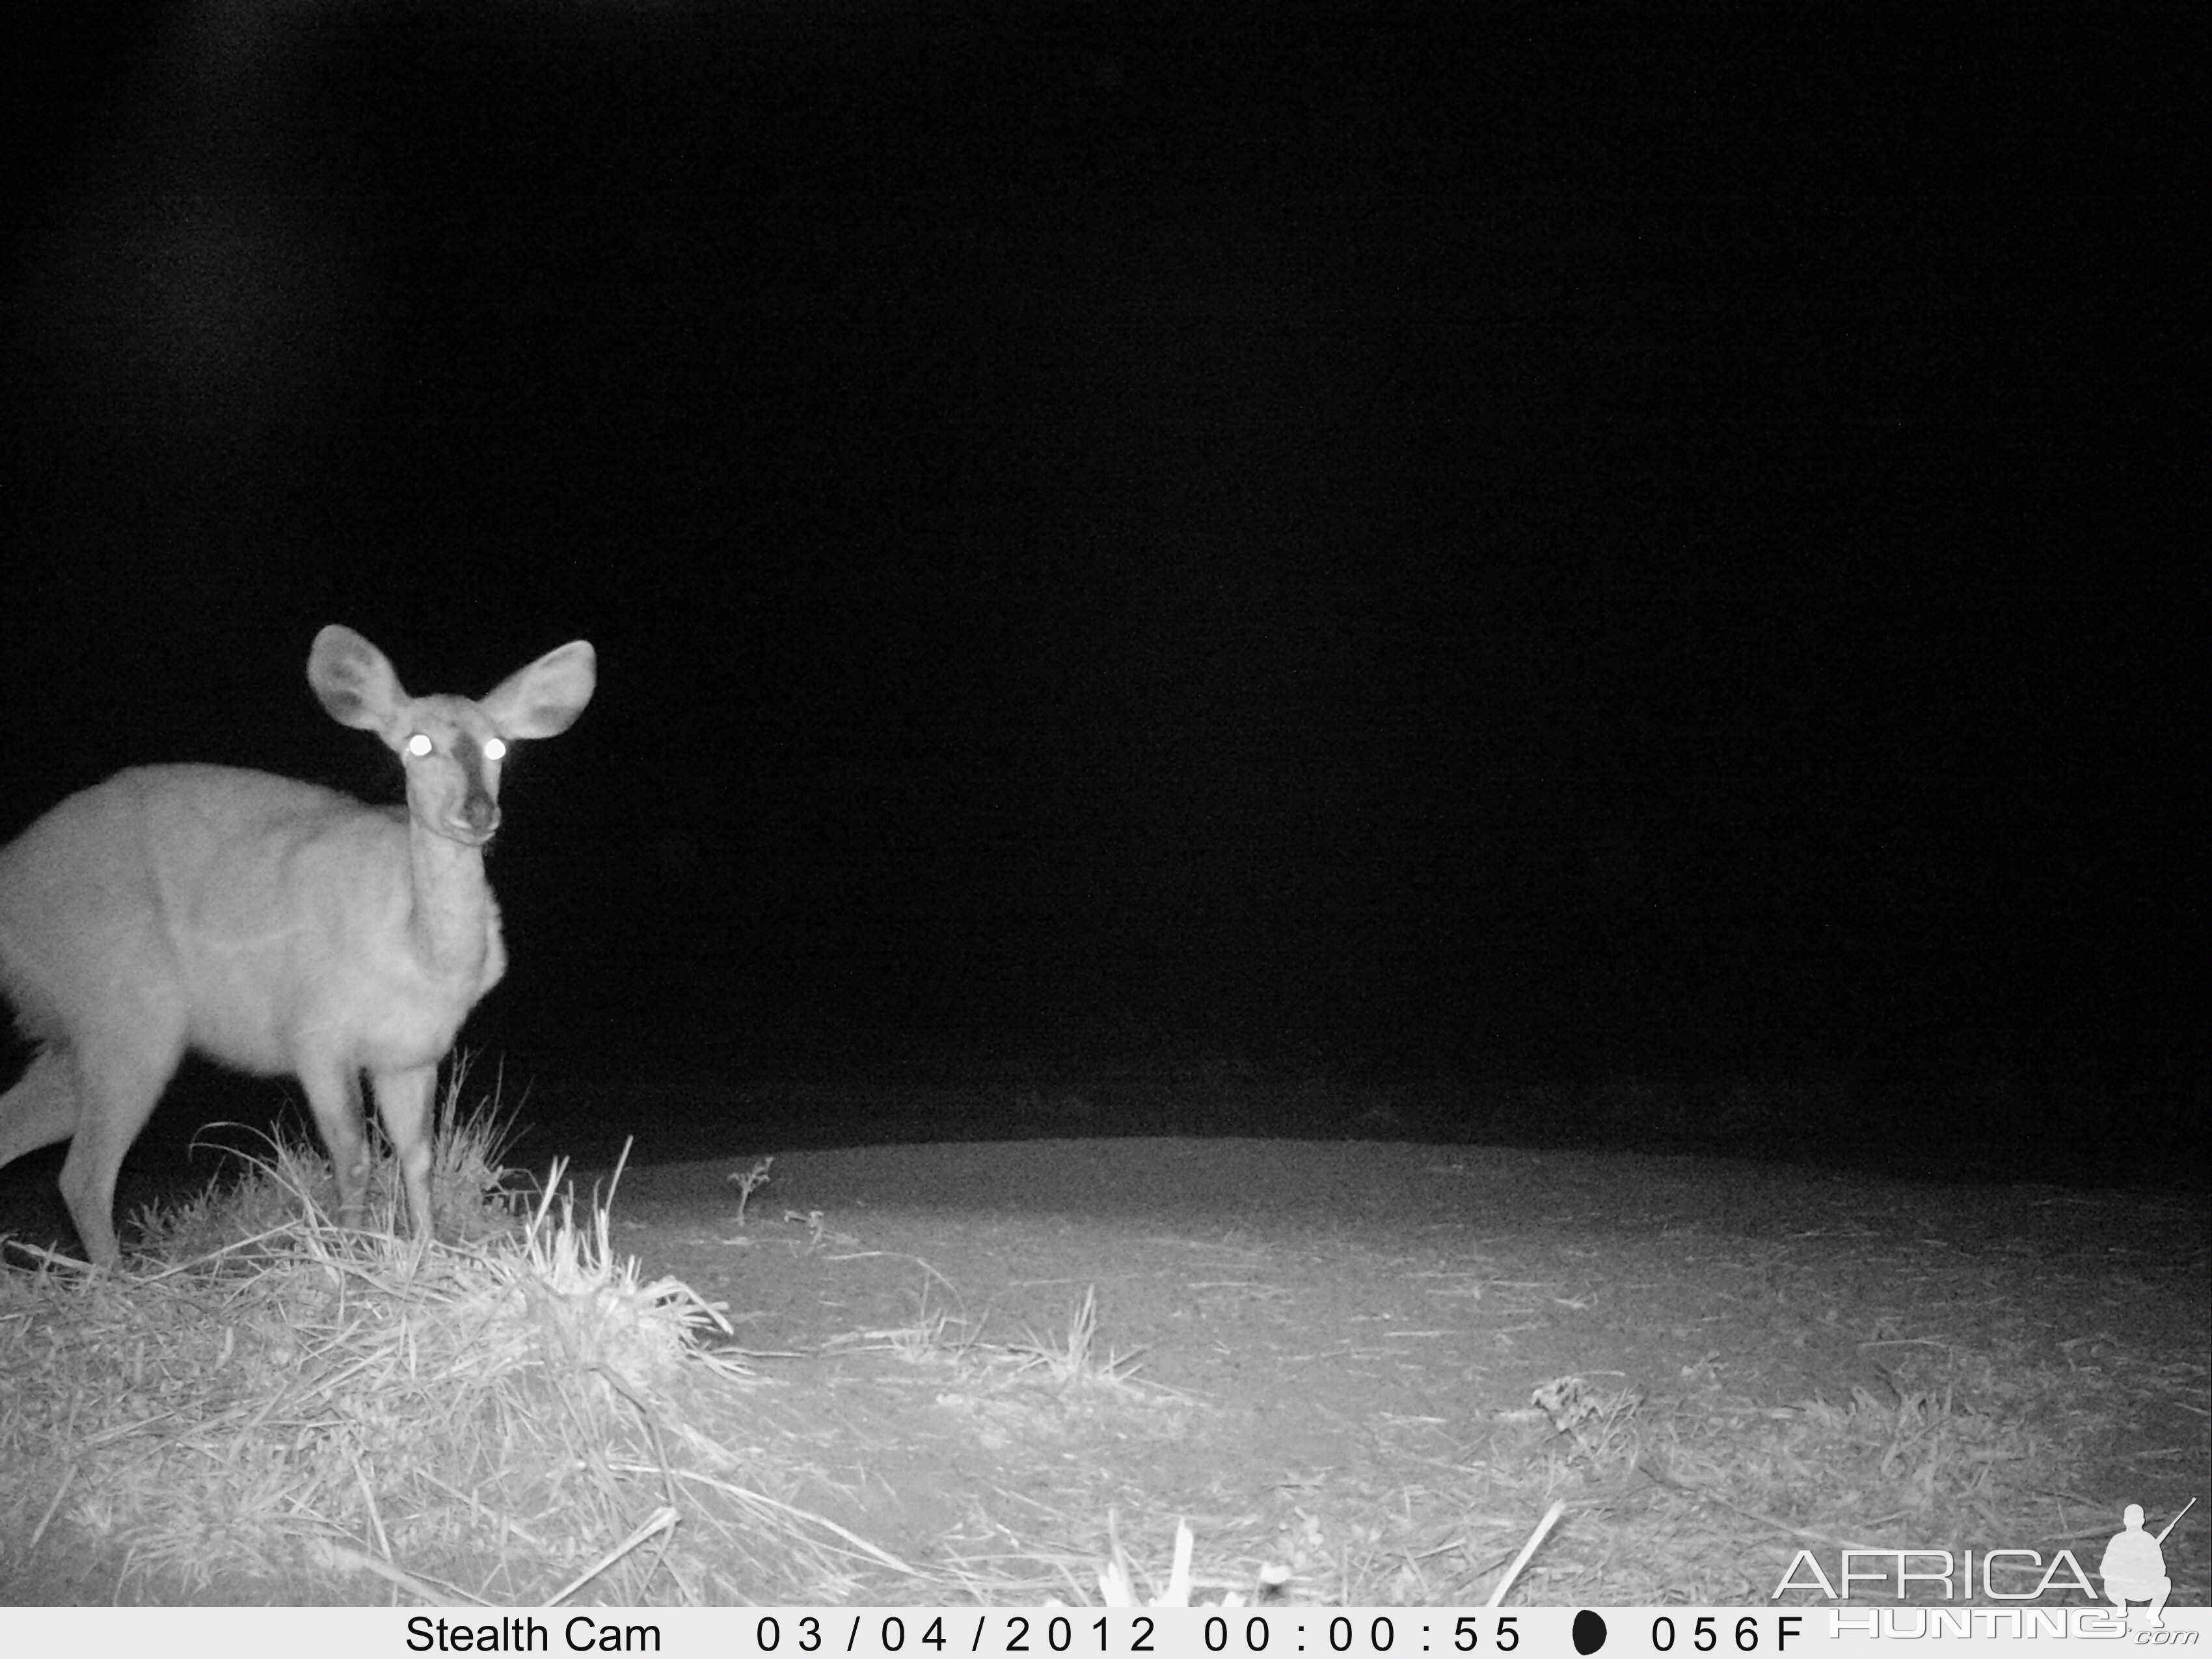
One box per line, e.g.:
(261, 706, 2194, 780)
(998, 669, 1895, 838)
(0, 625, 596, 1267)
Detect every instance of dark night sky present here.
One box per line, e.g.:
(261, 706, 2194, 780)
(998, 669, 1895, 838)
(1, 5, 2201, 1171)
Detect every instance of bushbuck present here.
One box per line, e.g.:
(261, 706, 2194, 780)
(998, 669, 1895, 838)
(0, 625, 595, 1267)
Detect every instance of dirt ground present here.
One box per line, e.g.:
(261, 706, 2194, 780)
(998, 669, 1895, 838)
(603, 1137, 2209, 1604)
(3, 1126, 2206, 1606)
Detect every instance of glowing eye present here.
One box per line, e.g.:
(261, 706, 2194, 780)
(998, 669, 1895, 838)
(405, 733, 433, 758)
(484, 736, 507, 762)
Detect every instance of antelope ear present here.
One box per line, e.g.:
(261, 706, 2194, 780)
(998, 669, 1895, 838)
(481, 641, 597, 741)
(308, 626, 412, 744)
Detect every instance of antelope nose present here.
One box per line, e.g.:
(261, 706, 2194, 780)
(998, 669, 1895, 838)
(461, 790, 501, 839)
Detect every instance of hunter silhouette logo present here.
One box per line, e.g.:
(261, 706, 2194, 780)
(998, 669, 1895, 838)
(2099, 1498, 2191, 1628)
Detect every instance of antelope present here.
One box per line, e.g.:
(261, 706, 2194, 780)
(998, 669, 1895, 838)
(0, 625, 596, 1267)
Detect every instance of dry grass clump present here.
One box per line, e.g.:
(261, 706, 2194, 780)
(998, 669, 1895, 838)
(0, 1094, 899, 1604)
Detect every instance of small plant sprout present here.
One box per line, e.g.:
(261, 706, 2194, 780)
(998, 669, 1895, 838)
(1007, 1286, 1147, 1390)
(725, 1156, 774, 1226)
(1099, 1518, 1198, 1607)
(1531, 1373, 1642, 1461)
(1092, 1518, 1280, 1607)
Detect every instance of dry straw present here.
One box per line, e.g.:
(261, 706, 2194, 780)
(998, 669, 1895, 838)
(0, 1086, 910, 1604)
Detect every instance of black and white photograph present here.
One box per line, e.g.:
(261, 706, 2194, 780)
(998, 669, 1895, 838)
(1, 0, 2201, 1612)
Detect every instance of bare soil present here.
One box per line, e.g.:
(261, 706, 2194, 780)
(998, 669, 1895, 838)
(2, 1118, 2206, 1606)
(604, 1136, 2207, 1604)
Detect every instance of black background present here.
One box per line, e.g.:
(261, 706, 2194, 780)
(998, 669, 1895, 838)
(3, 4, 2201, 1184)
